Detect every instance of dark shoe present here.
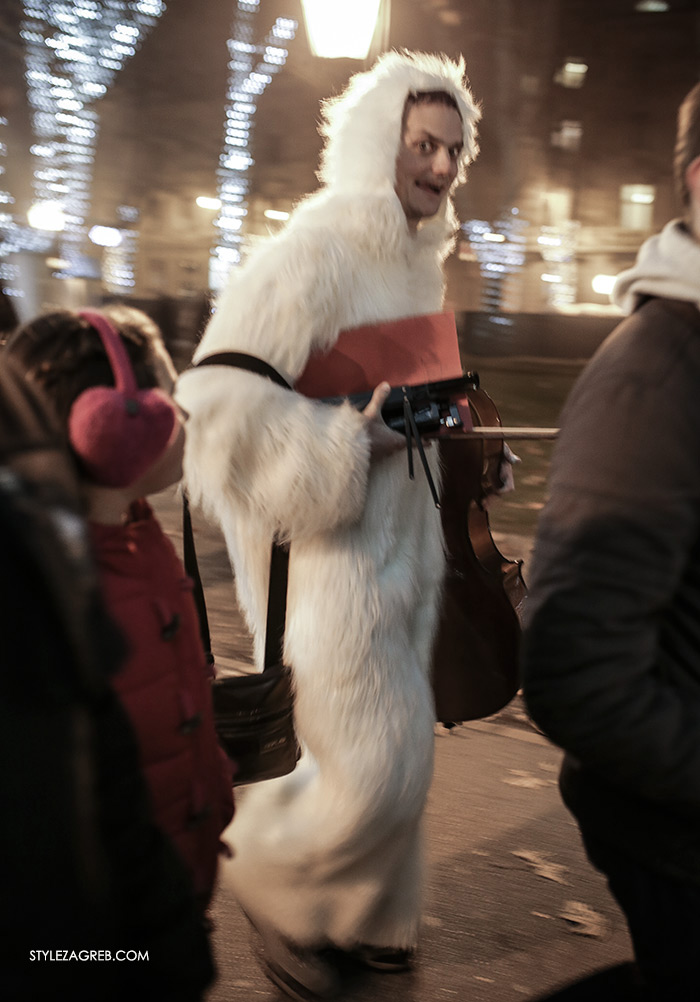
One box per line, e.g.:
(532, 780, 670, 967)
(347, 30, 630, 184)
(260, 946, 341, 1002)
(245, 912, 341, 1001)
(353, 945, 415, 972)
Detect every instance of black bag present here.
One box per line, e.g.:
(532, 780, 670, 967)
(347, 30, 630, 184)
(183, 497, 300, 785)
(211, 663, 298, 785)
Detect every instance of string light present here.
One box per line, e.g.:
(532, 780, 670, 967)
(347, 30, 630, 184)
(537, 221, 580, 308)
(100, 206, 141, 293)
(19, 0, 166, 288)
(0, 114, 24, 301)
(102, 227, 138, 293)
(210, 4, 297, 291)
(463, 209, 528, 329)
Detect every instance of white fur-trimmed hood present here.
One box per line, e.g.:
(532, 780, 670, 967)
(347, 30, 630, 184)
(318, 49, 480, 192)
(309, 49, 481, 253)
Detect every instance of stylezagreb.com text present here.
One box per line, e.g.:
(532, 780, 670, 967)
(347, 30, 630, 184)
(29, 950, 148, 962)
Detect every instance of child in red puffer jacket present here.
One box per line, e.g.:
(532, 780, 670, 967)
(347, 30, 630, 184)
(6, 304, 234, 910)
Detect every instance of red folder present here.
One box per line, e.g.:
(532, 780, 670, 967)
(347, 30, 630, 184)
(295, 312, 464, 398)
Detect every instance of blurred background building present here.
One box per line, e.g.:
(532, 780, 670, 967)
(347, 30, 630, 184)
(0, 0, 698, 355)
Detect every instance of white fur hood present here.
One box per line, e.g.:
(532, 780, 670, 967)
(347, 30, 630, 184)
(301, 49, 480, 257)
(613, 219, 700, 313)
(319, 49, 480, 188)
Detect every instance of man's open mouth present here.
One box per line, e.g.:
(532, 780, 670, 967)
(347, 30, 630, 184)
(417, 181, 443, 196)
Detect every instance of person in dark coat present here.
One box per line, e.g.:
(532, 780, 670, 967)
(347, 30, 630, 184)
(522, 81, 700, 1001)
(0, 355, 215, 1001)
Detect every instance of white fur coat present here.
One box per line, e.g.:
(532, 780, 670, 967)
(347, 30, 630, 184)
(176, 51, 480, 950)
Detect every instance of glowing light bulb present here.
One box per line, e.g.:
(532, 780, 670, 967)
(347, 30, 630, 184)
(301, 0, 382, 59)
(27, 200, 65, 231)
(196, 196, 222, 210)
(89, 224, 122, 247)
(592, 274, 616, 295)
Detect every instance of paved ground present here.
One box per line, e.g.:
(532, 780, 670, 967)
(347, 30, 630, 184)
(151, 486, 633, 1002)
(205, 724, 633, 1002)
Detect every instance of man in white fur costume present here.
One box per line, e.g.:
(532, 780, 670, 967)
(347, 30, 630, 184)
(176, 50, 480, 1001)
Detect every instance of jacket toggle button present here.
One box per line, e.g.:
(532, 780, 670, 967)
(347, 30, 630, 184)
(186, 804, 212, 830)
(161, 613, 180, 640)
(180, 712, 202, 735)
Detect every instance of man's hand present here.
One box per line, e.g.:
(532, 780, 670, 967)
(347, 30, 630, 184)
(362, 382, 405, 461)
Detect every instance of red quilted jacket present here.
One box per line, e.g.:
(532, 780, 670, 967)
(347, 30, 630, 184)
(90, 500, 234, 906)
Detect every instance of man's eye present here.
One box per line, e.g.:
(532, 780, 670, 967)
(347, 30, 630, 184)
(418, 140, 434, 153)
(449, 147, 461, 160)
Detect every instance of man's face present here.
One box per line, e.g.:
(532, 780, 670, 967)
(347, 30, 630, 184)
(394, 101, 464, 231)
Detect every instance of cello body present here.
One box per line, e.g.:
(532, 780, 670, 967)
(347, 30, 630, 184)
(432, 383, 526, 723)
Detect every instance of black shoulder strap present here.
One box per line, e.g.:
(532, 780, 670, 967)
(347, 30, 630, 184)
(264, 541, 290, 670)
(182, 494, 213, 665)
(185, 350, 293, 670)
(194, 351, 292, 390)
(182, 495, 289, 672)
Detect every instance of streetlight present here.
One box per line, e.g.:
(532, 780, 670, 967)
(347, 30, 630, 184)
(88, 225, 122, 248)
(592, 274, 616, 296)
(301, 0, 384, 59)
(27, 201, 65, 232)
(196, 196, 222, 210)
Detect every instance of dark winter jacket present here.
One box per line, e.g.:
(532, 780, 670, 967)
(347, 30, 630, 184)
(0, 359, 214, 1001)
(90, 501, 234, 906)
(522, 296, 700, 886)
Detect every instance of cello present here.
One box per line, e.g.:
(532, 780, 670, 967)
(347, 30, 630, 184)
(432, 377, 527, 723)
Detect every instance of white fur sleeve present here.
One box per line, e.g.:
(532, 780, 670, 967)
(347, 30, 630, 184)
(177, 367, 371, 541)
